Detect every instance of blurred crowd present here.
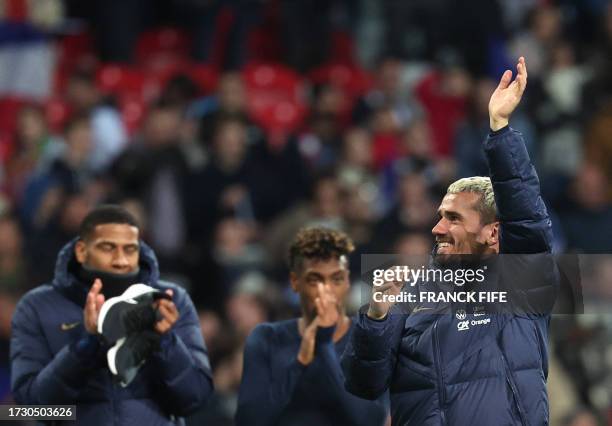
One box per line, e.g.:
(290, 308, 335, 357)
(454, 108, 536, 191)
(1, 0, 612, 425)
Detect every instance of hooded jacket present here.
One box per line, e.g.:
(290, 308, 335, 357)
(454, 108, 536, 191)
(10, 239, 214, 425)
(341, 126, 558, 426)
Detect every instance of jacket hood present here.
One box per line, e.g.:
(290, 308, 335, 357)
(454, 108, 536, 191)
(51, 237, 161, 306)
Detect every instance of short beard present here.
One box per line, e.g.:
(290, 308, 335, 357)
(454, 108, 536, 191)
(433, 235, 489, 266)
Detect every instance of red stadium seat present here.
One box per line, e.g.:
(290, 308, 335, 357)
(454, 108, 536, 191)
(242, 63, 308, 145)
(54, 32, 98, 95)
(136, 27, 190, 58)
(44, 98, 71, 133)
(0, 97, 28, 163)
(136, 27, 191, 68)
(0, 97, 25, 137)
(52, 66, 71, 97)
(96, 64, 148, 99)
(96, 64, 154, 134)
(308, 63, 374, 99)
(4, 0, 28, 21)
(187, 64, 219, 95)
(0, 132, 15, 166)
(57, 32, 95, 66)
(0, 132, 14, 165)
(256, 101, 307, 148)
(243, 62, 303, 94)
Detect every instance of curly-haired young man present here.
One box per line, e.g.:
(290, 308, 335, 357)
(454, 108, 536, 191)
(236, 227, 388, 426)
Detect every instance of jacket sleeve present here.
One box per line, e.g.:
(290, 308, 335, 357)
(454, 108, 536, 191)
(235, 324, 306, 426)
(10, 296, 104, 404)
(484, 126, 558, 316)
(315, 326, 388, 425)
(484, 126, 553, 254)
(341, 307, 406, 400)
(150, 288, 214, 416)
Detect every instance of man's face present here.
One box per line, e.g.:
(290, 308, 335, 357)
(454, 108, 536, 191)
(66, 79, 98, 111)
(143, 108, 182, 147)
(75, 224, 140, 274)
(290, 257, 350, 321)
(432, 192, 498, 260)
(218, 73, 245, 112)
(214, 121, 247, 165)
(65, 122, 92, 165)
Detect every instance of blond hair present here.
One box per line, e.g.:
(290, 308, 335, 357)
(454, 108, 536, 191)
(447, 176, 497, 223)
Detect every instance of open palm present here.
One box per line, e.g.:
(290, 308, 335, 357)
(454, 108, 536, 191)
(489, 57, 528, 131)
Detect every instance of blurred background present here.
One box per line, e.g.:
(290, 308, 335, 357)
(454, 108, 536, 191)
(0, 0, 611, 424)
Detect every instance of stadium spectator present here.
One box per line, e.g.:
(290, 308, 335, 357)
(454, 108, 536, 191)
(3, 105, 57, 204)
(0, 214, 28, 295)
(559, 163, 612, 252)
(65, 70, 128, 173)
(197, 73, 256, 146)
(20, 114, 95, 234)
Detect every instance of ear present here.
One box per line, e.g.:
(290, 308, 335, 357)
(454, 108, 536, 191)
(487, 221, 499, 246)
(74, 240, 87, 264)
(289, 271, 300, 293)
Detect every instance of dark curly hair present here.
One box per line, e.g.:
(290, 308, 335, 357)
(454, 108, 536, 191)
(288, 227, 355, 272)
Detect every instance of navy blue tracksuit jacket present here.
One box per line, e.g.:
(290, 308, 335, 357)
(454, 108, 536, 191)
(236, 319, 388, 426)
(10, 240, 214, 425)
(341, 126, 558, 426)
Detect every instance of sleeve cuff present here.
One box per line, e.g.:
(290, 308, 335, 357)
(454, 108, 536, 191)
(488, 124, 511, 137)
(360, 311, 389, 328)
(354, 312, 393, 360)
(358, 303, 388, 323)
(159, 331, 175, 350)
(365, 313, 388, 323)
(71, 334, 102, 364)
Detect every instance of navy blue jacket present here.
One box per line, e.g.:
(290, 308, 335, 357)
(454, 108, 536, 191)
(10, 239, 214, 425)
(341, 127, 558, 426)
(236, 319, 388, 426)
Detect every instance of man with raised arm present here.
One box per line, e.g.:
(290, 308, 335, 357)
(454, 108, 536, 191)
(342, 57, 558, 425)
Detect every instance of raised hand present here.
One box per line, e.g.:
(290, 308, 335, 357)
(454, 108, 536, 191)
(297, 317, 319, 365)
(489, 57, 528, 131)
(84, 279, 105, 334)
(154, 289, 179, 334)
(367, 269, 404, 320)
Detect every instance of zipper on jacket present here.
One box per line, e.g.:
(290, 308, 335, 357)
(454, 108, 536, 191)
(432, 319, 447, 425)
(501, 352, 528, 426)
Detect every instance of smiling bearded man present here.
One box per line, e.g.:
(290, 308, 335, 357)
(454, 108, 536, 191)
(341, 57, 558, 426)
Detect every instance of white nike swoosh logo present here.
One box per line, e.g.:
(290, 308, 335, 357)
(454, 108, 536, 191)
(412, 306, 433, 313)
(61, 322, 81, 331)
